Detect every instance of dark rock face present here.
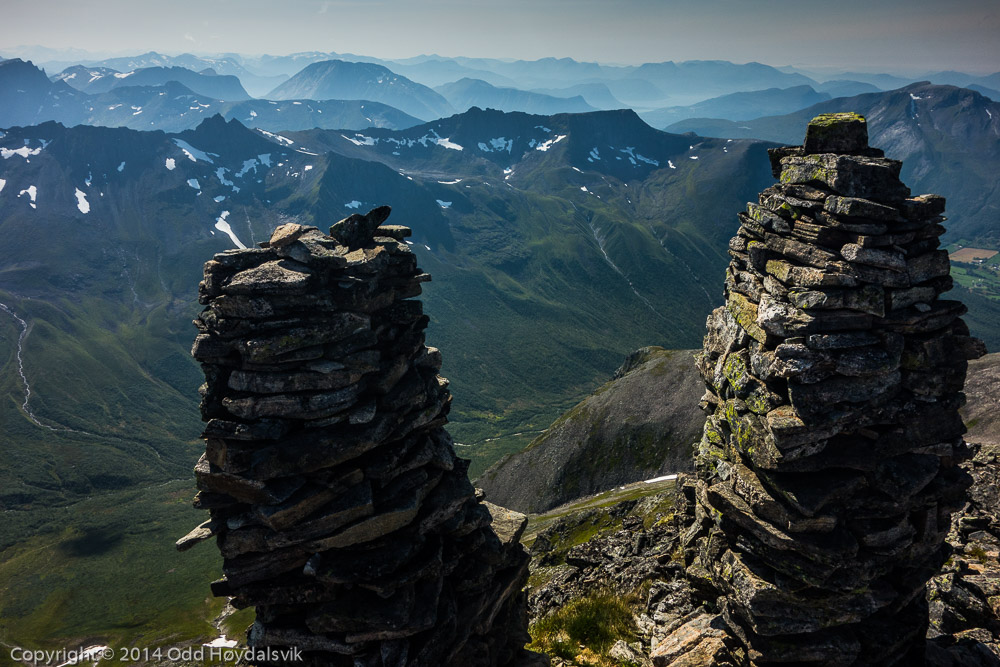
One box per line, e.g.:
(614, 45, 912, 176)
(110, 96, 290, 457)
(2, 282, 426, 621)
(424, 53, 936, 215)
(926, 445, 1000, 666)
(478, 347, 703, 514)
(683, 113, 986, 665)
(179, 207, 541, 666)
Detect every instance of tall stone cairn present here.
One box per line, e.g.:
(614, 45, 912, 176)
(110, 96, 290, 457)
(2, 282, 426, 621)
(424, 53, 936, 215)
(178, 207, 540, 666)
(683, 113, 987, 665)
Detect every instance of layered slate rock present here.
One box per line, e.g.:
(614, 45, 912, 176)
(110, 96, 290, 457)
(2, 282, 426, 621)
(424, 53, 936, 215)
(682, 114, 986, 665)
(179, 208, 540, 666)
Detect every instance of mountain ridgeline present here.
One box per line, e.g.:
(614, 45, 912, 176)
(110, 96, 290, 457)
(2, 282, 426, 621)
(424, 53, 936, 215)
(266, 59, 456, 121)
(0, 108, 776, 516)
(666, 82, 1000, 248)
(54, 64, 252, 100)
(478, 347, 704, 513)
(2, 86, 998, 514)
(0, 59, 422, 133)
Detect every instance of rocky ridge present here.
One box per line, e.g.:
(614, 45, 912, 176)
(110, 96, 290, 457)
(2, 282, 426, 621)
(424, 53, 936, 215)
(178, 207, 542, 666)
(478, 347, 703, 514)
(523, 442, 1000, 666)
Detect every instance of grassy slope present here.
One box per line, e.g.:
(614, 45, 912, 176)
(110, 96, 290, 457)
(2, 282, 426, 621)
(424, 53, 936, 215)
(0, 482, 242, 665)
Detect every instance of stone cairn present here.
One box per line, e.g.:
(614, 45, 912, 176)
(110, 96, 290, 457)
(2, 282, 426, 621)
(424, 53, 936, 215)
(682, 113, 986, 665)
(178, 207, 540, 666)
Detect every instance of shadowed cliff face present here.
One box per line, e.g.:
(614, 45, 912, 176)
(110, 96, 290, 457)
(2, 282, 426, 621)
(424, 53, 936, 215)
(477, 348, 1000, 518)
(476, 347, 704, 514)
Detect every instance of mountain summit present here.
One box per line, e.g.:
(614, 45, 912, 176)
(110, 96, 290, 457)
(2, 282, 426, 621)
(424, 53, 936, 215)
(266, 59, 455, 121)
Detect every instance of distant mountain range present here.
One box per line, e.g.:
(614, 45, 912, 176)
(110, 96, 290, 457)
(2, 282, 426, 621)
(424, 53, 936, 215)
(7, 47, 999, 128)
(0, 59, 421, 132)
(665, 82, 1000, 249)
(54, 64, 252, 101)
(3, 82, 998, 511)
(436, 78, 597, 115)
(529, 82, 627, 110)
(0, 108, 776, 515)
(640, 84, 832, 128)
(82, 51, 289, 97)
(10, 47, 1000, 112)
(266, 59, 456, 121)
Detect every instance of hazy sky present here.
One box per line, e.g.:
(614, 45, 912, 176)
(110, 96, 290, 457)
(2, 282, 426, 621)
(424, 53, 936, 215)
(3, 0, 998, 74)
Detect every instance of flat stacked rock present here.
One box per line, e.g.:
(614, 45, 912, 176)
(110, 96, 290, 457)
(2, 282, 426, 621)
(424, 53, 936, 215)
(682, 113, 987, 664)
(178, 207, 540, 666)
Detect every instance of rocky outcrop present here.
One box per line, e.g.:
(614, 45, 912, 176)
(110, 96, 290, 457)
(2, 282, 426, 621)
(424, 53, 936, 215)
(523, 447, 1000, 666)
(926, 444, 1000, 665)
(682, 113, 987, 664)
(478, 347, 703, 513)
(178, 207, 542, 666)
(963, 355, 1000, 448)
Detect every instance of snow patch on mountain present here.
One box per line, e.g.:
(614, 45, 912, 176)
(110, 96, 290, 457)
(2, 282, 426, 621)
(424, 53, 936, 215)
(258, 129, 294, 146)
(236, 159, 259, 178)
(204, 637, 238, 650)
(342, 134, 376, 146)
(2, 139, 50, 160)
(174, 139, 217, 163)
(535, 135, 567, 152)
(620, 147, 659, 167)
(18, 185, 37, 208)
(478, 137, 513, 153)
(214, 211, 246, 249)
(433, 135, 463, 151)
(345, 200, 362, 209)
(436, 200, 452, 208)
(216, 168, 234, 187)
(74, 188, 90, 214)
(117, 161, 126, 172)
(187, 178, 201, 190)
(0, 179, 5, 193)
(165, 158, 176, 170)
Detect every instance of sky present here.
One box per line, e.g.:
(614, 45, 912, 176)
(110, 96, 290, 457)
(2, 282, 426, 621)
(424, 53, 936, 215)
(2, 0, 998, 74)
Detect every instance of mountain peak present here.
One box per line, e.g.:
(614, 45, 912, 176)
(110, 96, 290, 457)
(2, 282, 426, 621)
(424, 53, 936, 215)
(177, 114, 276, 156)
